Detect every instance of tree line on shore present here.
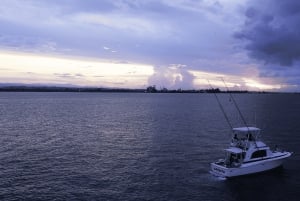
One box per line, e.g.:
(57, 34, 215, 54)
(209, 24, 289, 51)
(145, 85, 252, 93)
(0, 84, 259, 93)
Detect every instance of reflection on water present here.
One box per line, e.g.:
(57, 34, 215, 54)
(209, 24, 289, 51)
(0, 92, 299, 200)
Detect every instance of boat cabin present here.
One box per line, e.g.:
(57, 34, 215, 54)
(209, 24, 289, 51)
(223, 146, 271, 167)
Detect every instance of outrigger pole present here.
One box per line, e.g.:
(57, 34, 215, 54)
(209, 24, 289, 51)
(207, 79, 233, 130)
(220, 78, 259, 148)
(221, 78, 248, 128)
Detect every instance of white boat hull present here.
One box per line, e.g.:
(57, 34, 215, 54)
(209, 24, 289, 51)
(211, 152, 292, 178)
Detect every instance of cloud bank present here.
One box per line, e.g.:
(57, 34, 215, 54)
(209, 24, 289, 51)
(234, 0, 300, 90)
(236, 0, 300, 67)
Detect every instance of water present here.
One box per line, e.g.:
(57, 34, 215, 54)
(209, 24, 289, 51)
(0, 92, 299, 200)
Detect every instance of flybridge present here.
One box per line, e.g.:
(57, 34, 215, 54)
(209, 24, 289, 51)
(233, 127, 261, 136)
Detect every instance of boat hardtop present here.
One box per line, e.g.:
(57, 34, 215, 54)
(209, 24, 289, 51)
(233, 127, 260, 132)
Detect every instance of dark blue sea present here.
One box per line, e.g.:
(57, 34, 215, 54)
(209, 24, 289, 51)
(0, 92, 299, 201)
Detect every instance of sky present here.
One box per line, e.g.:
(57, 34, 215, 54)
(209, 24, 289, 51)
(0, 0, 300, 91)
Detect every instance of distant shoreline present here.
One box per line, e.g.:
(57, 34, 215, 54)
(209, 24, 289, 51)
(0, 85, 274, 93)
(0, 86, 145, 93)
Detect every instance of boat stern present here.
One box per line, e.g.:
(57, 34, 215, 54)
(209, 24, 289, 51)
(210, 162, 229, 178)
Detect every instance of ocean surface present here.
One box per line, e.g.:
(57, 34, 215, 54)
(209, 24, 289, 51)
(0, 92, 299, 201)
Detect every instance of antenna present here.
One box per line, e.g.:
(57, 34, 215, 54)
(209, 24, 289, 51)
(207, 80, 233, 130)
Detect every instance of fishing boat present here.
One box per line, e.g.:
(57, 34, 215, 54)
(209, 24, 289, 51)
(210, 126, 292, 178)
(209, 79, 292, 178)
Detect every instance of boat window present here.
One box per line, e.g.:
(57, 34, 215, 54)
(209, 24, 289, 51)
(251, 150, 267, 159)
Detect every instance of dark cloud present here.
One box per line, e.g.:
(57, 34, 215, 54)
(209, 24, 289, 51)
(235, 0, 300, 66)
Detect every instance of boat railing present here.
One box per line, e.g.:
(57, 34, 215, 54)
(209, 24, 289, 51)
(272, 145, 288, 153)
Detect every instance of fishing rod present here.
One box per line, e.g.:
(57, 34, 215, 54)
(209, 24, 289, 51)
(207, 80, 233, 130)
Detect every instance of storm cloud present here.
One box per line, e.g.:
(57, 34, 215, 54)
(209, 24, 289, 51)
(236, 0, 300, 67)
